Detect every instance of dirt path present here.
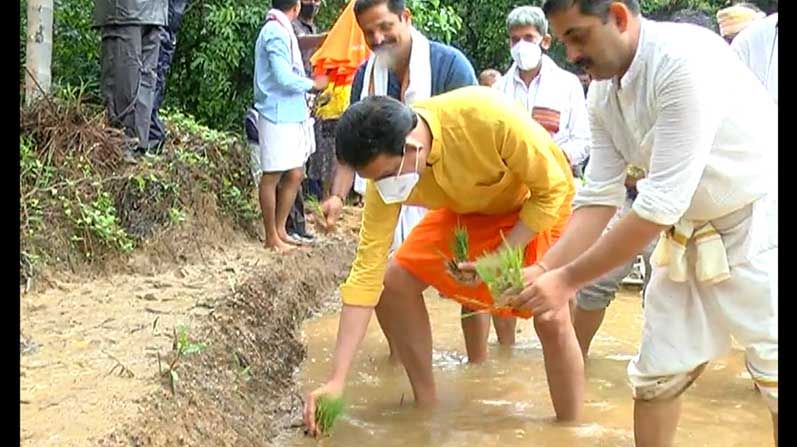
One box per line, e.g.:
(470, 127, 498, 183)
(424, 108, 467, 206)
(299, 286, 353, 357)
(20, 212, 360, 446)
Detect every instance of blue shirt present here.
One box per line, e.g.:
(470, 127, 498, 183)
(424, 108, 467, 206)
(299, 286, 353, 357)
(350, 40, 477, 104)
(253, 20, 314, 123)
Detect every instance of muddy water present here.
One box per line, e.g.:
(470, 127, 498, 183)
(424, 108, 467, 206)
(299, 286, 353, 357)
(284, 290, 771, 447)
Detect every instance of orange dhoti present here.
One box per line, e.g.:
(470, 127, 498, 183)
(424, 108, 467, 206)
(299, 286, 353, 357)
(393, 206, 571, 319)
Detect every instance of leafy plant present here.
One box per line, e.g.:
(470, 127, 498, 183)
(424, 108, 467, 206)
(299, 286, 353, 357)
(75, 191, 136, 254)
(159, 325, 208, 395)
(444, 222, 475, 283)
(408, 0, 463, 44)
(315, 395, 345, 435)
(24, 0, 767, 133)
(232, 352, 251, 381)
(168, 207, 187, 225)
(474, 240, 524, 307)
(221, 178, 259, 222)
(175, 325, 208, 356)
(451, 223, 469, 263)
(305, 195, 324, 219)
(305, 195, 330, 232)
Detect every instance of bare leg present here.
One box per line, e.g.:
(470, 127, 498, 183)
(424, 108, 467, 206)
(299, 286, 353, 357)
(276, 167, 305, 244)
(569, 297, 576, 321)
(461, 308, 491, 363)
(533, 304, 584, 421)
(259, 172, 293, 251)
(375, 316, 401, 365)
(634, 398, 682, 447)
(492, 315, 517, 346)
(572, 306, 607, 360)
(374, 260, 436, 406)
(772, 412, 778, 446)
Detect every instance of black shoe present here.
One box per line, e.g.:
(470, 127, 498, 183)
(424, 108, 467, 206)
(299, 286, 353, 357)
(289, 231, 316, 243)
(147, 138, 166, 156)
(122, 148, 143, 164)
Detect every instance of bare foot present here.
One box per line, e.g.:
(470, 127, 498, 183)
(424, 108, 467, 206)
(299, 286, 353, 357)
(264, 238, 295, 252)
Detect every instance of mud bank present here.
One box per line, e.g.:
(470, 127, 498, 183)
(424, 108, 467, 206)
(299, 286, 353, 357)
(95, 237, 354, 446)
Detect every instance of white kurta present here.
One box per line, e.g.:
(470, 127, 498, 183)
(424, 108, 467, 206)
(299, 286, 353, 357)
(732, 13, 778, 104)
(494, 55, 591, 167)
(579, 19, 777, 409)
(357, 27, 433, 252)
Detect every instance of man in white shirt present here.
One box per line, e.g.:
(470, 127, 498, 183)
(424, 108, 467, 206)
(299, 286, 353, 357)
(494, 6, 590, 175)
(513, 1, 777, 446)
(571, 7, 718, 363)
(732, 12, 778, 103)
(492, 5, 591, 347)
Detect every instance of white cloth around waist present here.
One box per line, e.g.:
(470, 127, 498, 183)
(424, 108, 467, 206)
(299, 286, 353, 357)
(252, 114, 315, 175)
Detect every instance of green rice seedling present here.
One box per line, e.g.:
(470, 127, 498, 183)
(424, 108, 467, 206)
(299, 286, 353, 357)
(452, 223, 469, 263)
(445, 222, 475, 283)
(305, 195, 328, 231)
(315, 394, 345, 435)
(474, 241, 524, 307)
(305, 195, 324, 219)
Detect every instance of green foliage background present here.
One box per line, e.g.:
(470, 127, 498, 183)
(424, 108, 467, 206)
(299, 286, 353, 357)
(21, 0, 777, 130)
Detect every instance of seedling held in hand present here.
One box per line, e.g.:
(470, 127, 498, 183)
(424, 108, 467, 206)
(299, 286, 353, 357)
(474, 238, 524, 307)
(315, 394, 345, 435)
(445, 222, 476, 283)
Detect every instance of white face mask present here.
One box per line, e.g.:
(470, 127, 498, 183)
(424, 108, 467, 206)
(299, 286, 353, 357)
(510, 40, 543, 71)
(375, 145, 421, 204)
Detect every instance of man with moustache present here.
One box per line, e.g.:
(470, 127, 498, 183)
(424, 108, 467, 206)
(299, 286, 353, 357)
(513, 1, 778, 445)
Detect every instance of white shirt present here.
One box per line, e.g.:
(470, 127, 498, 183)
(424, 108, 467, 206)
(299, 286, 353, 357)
(576, 20, 777, 226)
(494, 55, 591, 167)
(732, 13, 778, 104)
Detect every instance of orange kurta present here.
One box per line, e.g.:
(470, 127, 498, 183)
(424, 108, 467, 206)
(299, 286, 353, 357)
(394, 200, 571, 319)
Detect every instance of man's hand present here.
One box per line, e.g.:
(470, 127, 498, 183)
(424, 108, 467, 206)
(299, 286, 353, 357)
(508, 267, 577, 315)
(522, 263, 547, 287)
(320, 195, 344, 228)
(303, 380, 344, 438)
(453, 261, 481, 287)
(313, 75, 329, 91)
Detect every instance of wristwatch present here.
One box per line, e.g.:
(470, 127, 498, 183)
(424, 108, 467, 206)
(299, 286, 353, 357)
(626, 165, 646, 179)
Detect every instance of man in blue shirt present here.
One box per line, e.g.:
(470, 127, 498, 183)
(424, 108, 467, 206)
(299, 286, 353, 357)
(252, 0, 327, 252)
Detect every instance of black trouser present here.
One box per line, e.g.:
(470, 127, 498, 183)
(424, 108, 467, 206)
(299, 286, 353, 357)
(101, 24, 161, 148)
(149, 0, 189, 149)
(285, 182, 307, 235)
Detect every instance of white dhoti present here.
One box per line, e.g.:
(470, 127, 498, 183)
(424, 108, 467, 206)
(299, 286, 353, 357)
(354, 178, 428, 253)
(628, 195, 778, 412)
(251, 114, 315, 178)
(353, 173, 367, 196)
(391, 205, 427, 252)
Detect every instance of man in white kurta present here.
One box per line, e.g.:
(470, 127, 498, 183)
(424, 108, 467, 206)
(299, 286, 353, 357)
(732, 12, 778, 104)
(516, 2, 777, 445)
(494, 6, 590, 175)
(491, 5, 591, 347)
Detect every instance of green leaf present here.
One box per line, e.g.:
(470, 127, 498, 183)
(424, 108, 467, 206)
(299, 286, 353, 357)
(315, 395, 345, 434)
